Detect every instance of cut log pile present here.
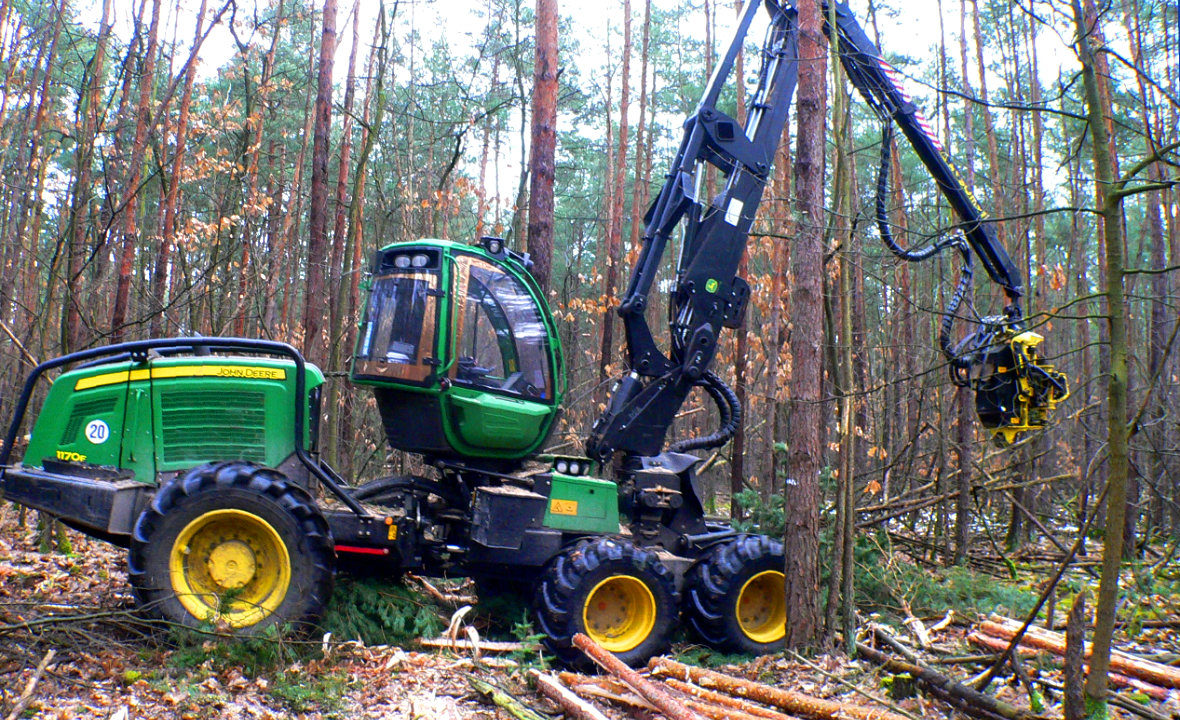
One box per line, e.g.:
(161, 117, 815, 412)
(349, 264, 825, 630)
(968, 614, 1180, 703)
(528, 633, 909, 720)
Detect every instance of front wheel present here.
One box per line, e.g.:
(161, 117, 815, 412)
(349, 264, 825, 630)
(684, 534, 786, 654)
(129, 462, 335, 633)
(533, 537, 677, 667)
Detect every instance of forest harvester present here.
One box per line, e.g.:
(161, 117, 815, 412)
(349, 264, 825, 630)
(1, 1, 1067, 665)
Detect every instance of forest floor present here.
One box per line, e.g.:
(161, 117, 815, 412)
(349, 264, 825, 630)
(1, 503, 1178, 720)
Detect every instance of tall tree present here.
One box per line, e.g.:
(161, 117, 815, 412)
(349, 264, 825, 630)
(303, 0, 338, 365)
(526, 0, 558, 291)
(952, 0, 976, 565)
(151, 0, 210, 336)
(1070, 0, 1164, 712)
(324, 2, 361, 469)
(111, 0, 162, 342)
(597, 0, 632, 392)
(60, 0, 113, 352)
(783, 0, 826, 651)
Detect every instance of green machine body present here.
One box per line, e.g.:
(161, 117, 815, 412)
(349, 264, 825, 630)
(22, 356, 325, 483)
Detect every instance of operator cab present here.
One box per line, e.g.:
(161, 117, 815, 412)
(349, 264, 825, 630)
(350, 236, 563, 463)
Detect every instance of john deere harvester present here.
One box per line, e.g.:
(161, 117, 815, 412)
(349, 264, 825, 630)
(0, 0, 1066, 666)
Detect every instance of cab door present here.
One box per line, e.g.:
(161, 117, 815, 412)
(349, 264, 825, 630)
(442, 253, 557, 456)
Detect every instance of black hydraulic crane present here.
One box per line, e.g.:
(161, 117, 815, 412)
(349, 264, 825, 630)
(587, 0, 1069, 460)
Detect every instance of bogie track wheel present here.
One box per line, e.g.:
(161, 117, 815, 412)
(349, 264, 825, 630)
(534, 537, 677, 667)
(685, 534, 786, 654)
(130, 462, 335, 634)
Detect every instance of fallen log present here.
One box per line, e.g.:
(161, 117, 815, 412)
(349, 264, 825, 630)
(973, 627, 1175, 701)
(966, 629, 1171, 702)
(419, 637, 530, 653)
(566, 683, 654, 713)
(529, 670, 612, 720)
(855, 643, 1039, 720)
(573, 634, 704, 720)
(670, 688, 791, 720)
(981, 616, 1180, 690)
(648, 656, 910, 720)
(662, 677, 799, 720)
(558, 674, 661, 714)
(965, 633, 1038, 658)
(407, 573, 478, 606)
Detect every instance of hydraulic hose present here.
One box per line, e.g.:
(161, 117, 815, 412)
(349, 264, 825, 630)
(669, 370, 742, 454)
(876, 122, 977, 374)
(876, 123, 941, 262)
(940, 242, 975, 378)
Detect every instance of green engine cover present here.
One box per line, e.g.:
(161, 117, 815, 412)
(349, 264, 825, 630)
(22, 356, 324, 483)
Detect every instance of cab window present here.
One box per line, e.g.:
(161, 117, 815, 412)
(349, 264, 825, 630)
(452, 256, 552, 401)
(354, 271, 439, 383)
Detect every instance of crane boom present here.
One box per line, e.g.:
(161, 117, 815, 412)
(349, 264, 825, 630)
(587, 0, 1067, 461)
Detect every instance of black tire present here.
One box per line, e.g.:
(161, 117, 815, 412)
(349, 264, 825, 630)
(684, 534, 786, 655)
(533, 537, 677, 667)
(129, 462, 335, 634)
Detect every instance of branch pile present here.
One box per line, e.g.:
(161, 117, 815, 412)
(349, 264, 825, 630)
(531, 633, 909, 720)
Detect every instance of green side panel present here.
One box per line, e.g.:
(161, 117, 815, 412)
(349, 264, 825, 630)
(21, 357, 324, 484)
(444, 386, 553, 453)
(24, 375, 128, 470)
(542, 473, 619, 534)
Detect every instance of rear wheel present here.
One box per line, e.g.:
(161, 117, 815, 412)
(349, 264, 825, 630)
(684, 534, 786, 654)
(130, 462, 335, 633)
(533, 537, 676, 667)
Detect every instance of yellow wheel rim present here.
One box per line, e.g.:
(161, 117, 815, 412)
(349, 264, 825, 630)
(582, 575, 657, 653)
(736, 570, 786, 644)
(169, 509, 291, 628)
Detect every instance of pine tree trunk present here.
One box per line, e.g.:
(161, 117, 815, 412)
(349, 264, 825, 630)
(111, 0, 162, 343)
(60, 0, 112, 353)
(784, 0, 826, 651)
(526, 0, 558, 292)
(324, 3, 360, 470)
(598, 2, 632, 399)
(302, 0, 338, 365)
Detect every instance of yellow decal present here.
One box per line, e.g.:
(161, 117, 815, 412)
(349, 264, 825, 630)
(56, 450, 87, 462)
(387, 524, 398, 541)
(75, 365, 287, 390)
(550, 499, 579, 516)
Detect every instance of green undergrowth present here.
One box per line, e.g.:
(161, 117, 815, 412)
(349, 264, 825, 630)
(270, 669, 351, 714)
(675, 643, 759, 668)
(857, 550, 1038, 618)
(166, 624, 301, 675)
(319, 575, 443, 646)
(163, 626, 350, 716)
